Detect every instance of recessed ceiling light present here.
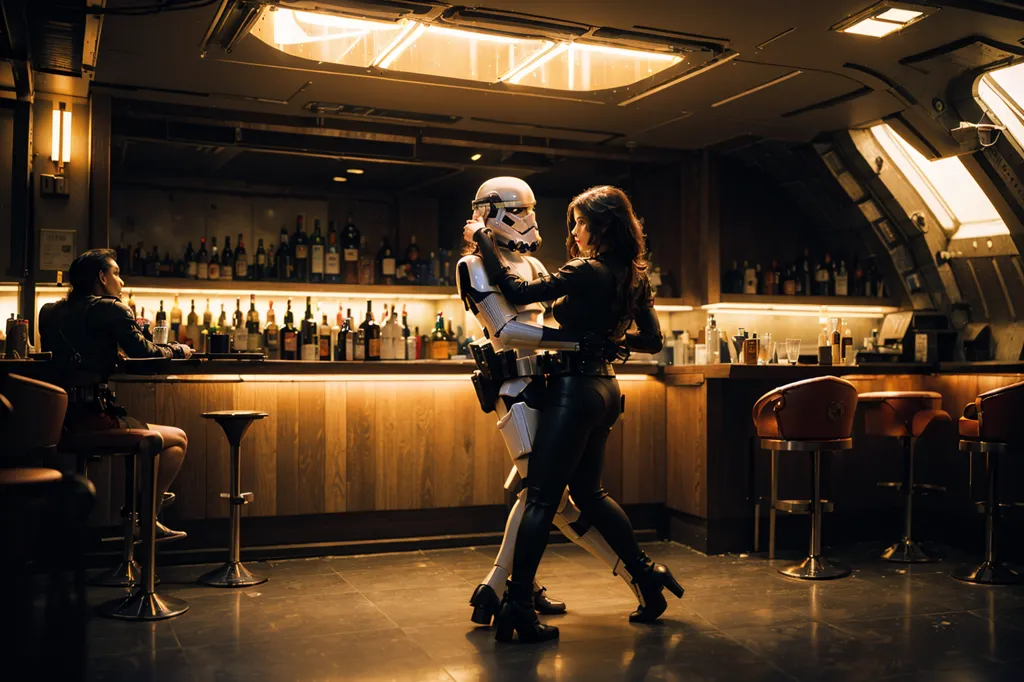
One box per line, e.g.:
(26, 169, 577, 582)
(470, 153, 482, 161)
(332, 176, 347, 182)
(834, 3, 934, 39)
(347, 168, 364, 175)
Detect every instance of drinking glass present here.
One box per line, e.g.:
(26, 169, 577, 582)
(695, 343, 707, 366)
(786, 339, 801, 365)
(757, 333, 773, 365)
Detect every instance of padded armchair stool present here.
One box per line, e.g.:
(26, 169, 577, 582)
(859, 391, 950, 563)
(200, 410, 268, 587)
(955, 380, 1024, 585)
(61, 429, 190, 620)
(754, 376, 858, 580)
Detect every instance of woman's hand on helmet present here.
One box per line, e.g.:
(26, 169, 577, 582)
(464, 218, 488, 244)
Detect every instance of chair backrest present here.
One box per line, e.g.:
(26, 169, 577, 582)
(978, 379, 1024, 443)
(1, 373, 68, 457)
(753, 375, 859, 441)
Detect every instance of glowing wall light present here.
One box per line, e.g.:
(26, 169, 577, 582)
(51, 103, 72, 167)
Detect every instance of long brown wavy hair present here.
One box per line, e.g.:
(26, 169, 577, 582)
(566, 186, 652, 318)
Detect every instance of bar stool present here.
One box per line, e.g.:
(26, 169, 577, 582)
(753, 376, 858, 580)
(955, 379, 1024, 585)
(858, 391, 950, 563)
(200, 410, 268, 587)
(61, 429, 190, 620)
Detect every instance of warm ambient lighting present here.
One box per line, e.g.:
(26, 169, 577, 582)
(470, 153, 482, 161)
(34, 284, 460, 302)
(332, 176, 347, 182)
(51, 103, 72, 166)
(233, 371, 653, 383)
(346, 168, 364, 175)
(836, 3, 930, 38)
(255, 8, 683, 92)
(702, 302, 897, 319)
(653, 304, 694, 312)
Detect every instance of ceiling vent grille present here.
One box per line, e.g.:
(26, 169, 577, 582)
(28, 0, 85, 76)
(305, 101, 460, 125)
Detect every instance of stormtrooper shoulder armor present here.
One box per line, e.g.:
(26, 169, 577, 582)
(457, 255, 499, 298)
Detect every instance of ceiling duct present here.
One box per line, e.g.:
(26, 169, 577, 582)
(304, 101, 461, 125)
(27, 0, 86, 76)
(588, 27, 727, 55)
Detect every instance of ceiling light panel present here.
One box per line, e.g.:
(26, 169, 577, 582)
(875, 8, 922, 22)
(510, 42, 682, 92)
(380, 24, 553, 83)
(842, 18, 904, 37)
(834, 2, 934, 38)
(251, 9, 409, 67)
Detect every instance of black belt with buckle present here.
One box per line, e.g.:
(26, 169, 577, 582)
(541, 352, 615, 377)
(67, 384, 111, 406)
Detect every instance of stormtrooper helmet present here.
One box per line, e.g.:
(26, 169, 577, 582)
(471, 176, 541, 253)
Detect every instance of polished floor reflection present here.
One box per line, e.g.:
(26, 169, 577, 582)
(84, 542, 1024, 681)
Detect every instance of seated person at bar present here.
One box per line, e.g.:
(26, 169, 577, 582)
(39, 248, 193, 540)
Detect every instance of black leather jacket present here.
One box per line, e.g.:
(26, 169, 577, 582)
(39, 295, 185, 385)
(473, 230, 663, 356)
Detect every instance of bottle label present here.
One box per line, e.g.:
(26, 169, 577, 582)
(284, 333, 297, 352)
(235, 258, 247, 278)
(295, 245, 309, 260)
(325, 253, 341, 275)
(311, 245, 325, 273)
(343, 249, 358, 262)
(354, 341, 365, 360)
(382, 257, 397, 276)
(209, 263, 220, 280)
(301, 344, 317, 361)
(256, 253, 266, 266)
(358, 261, 374, 285)
(187, 261, 197, 277)
(431, 340, 450, 360)
(319, 336, 331, 359)
(222, 266, 233, 280)
(197, 263, 208, 279)
(368, 338, 381, 359)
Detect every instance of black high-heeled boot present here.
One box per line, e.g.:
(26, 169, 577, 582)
(628, 554, 684, 623)
(469, 584, 501, 626)
(494, 580, 559, 644)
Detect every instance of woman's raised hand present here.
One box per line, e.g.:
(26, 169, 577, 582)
(464, 218, 487, 244)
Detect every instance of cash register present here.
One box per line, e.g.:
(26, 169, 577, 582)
(856, 311, 957, 363)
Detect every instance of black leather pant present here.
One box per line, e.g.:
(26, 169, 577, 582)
(510, 375, 643, 593)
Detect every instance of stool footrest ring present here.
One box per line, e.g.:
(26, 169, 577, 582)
(761, 438, 853, 452)
(773, 499, 834, 514)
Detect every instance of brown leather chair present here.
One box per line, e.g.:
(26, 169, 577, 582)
(1, 373, 68, 465)
(61, 429, 189, 620)
(753, 376, 858, 580)
(859, 391, 950, 563)
(954, 379, 1024, 585)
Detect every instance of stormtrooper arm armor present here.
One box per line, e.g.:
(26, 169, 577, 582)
(457, 257, 578, 351)
(472, 228, 590, 306)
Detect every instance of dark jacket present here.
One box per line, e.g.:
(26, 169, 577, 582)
(473, 230, 663, 355)
(39, 295, 183, 386)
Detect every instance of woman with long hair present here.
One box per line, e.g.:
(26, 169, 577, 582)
(466, 185, 683, 643)
(39, 248, 193, 540)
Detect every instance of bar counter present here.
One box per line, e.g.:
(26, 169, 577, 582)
(5, 358, 1020, 558)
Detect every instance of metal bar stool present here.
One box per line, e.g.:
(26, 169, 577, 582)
(200, 410, 269, 587)
(955, 379, 1024, 585)
(62, 429, 190, 620)
(754, 376, 858, 580)
(858, 391, 950, 563)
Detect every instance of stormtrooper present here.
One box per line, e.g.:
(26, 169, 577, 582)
(457, 176, 640, 625)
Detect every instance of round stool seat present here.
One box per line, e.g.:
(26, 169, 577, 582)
(0, 467, 62, 487)
(859, 391, 950, 438)
(202, 411, 268, 447)
(959, 439, 1015, 454)
(760, 438, 853, 451)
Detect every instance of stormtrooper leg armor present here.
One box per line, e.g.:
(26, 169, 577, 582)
(470, 399, 640, 626)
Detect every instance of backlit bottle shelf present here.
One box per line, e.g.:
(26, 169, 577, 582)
(704, 294, 899, 318)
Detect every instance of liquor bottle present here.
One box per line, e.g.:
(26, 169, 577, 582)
(360, 300, 381, 361)
(414, 326, 423, 359)
(325, 222, 341, 283)
(116, 241, 131, 273)
(232, 298, 247, 351)
(759, 262, 772, 297)
(401, 305, 412, 360)
(823, 252, 835, 296)
(185, 299, 199, 347)
(292, 214, 310, 282)
(299, 296, 316, 361)
(264, 301, 280, 359)
(799, 248, 812, 296)
(234, 234, 248, 280)
(133, 242, 145, 276)
(319, 313, 332, 361)
(138, 307, 152, 341)
(852, 258, 865, 297)
(782, 267, 796, 296)
(254, 238, 267, 281)
(221, 236, 234, 281)
(381, 304, 401, 359)
(446, 317, 458, 357)
(377, 237, 396, 285)
(771, 260, 781, 296)
(197, 237, 209, 280)
(276, 227, 292, 281)
(430, 251, 441, 286)
(814, 261, 829, 296)
(830, 318, 842, 366)
(310, 218, 325, 283)
(336, 302, 345, 329)
(280, 299, 299, 361)
(162, 251, 174, 277)
(430, 312, 450, 360)
(209, 237, 220, 281)
(246, 294, 261, 352)
(357, 236, 375, 285)
(835, 260, 849, 296)
(742, 261, 757, 295)
(127, 290, 137, 318)
(404, 235, 421, 284)
(155, 300, 167, 327)
(335, 309, 352, 360)
(146, 246, 159, 277)
(202, 298, 213, 329)
(217, 303, 227, 331)
(722, 261, 739, 295)
(342, 213, 361, 284)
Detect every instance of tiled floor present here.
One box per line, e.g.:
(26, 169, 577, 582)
(82, 542, 1024, 681)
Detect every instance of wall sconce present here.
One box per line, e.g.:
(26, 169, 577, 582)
(51, 102, 72, 170)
